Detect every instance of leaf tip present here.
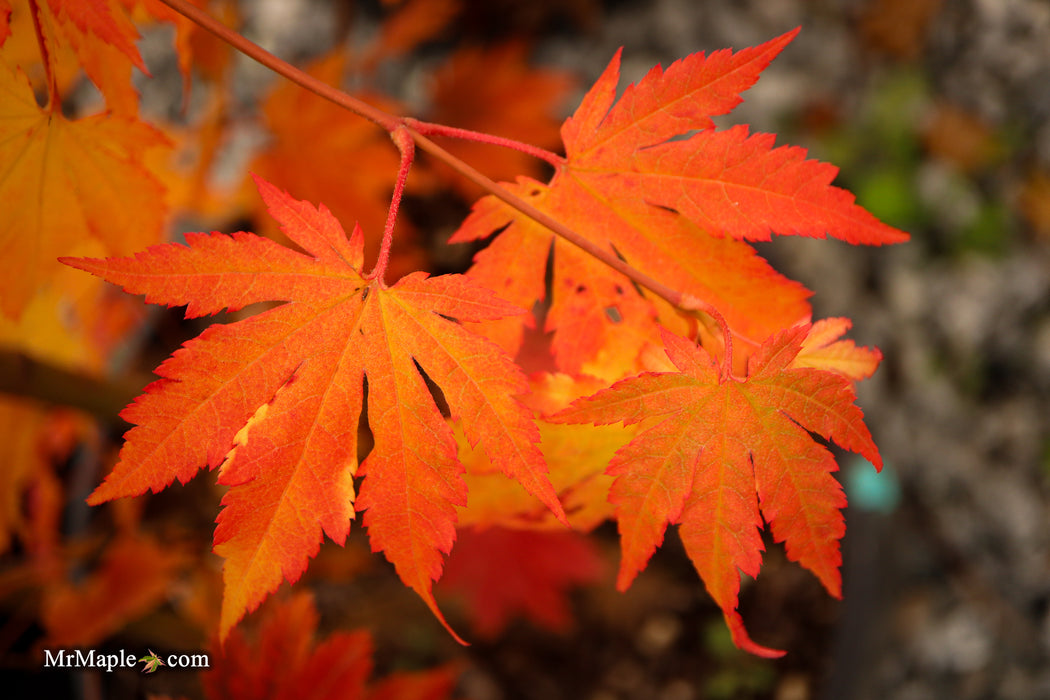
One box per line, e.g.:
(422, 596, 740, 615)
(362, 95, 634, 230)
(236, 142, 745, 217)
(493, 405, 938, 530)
(249, 172, 287, 211)
(248, 171, 273, 193)
(614, 566, 639, 593)
(57, 256, 99, 275)
(419, 587, 470, 646)
(725, 609, 786, 659)
(84, 487, 109, 507)
(550, 500, 570, 528)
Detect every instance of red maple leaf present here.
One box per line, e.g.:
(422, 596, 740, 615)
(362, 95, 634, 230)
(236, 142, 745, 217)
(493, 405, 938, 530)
(438, 527, 605, 638)
(204, 592, 458, 700)
(551, 325, 881, 657)
(61, 175, 565, 641)
(450, 29, 907, 374)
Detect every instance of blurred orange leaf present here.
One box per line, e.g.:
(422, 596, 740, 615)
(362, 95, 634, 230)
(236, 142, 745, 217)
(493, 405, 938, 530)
(360, 0, 460, 71)
(0, 60, 170, 319)
(457, 373, 627, 532)
(428, 41, 573, 200)
(0, 0, 11, 46)
(41, 532, 187, 647)
(1020, 170, 1050, 238)
(31, 0, 147, 113)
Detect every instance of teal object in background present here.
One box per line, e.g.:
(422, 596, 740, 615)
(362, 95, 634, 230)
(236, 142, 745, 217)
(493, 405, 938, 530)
(844, 457, 900, 514)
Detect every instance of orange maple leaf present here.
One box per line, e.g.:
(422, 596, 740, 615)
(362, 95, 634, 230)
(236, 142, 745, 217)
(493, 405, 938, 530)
(552, 325, 881, 657)
(27, 0, 148, 113)
(0, 1, 11, 46)
(794, 317, 882, 380)
(49, 0, 145, 69)
(359, 0, 461, 72)
(0, 60, 169, 319)
(61, 175, 565, 641)
(456, 373, 628, 532)
(0, 399, 61, 556)
(41, 532, 187, 648)
(450, 29, 907, 374)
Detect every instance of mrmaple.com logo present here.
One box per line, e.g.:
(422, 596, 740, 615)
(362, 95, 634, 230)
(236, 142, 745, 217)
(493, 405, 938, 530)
(43, 648, 210, 673)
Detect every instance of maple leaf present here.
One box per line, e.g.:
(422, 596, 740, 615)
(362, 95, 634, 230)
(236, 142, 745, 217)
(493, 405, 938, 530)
(29, 0, 148, 114)
(139, 649, 165, 674)
(794, 317, 882, 380)
(359, 0, 461, 71)
(204, 592, 459, 700)
(48, 0, 145, 70)
(204, 593, 374, 700)
(365, 667, 458, 700)
(451, 29, 908, 374)
(141, 0, 237, 93)
(61, 175, 565, 641)
(456, 373, 630, 532)
(0, 0, 10, 47)
(41, 533, 187, 647)
(439, 527, 605, 638)
(0, 399, 74, 557)
(0, 399, 51, 555)
(552, 325, 881, 657)
(0, 60, 170, 319)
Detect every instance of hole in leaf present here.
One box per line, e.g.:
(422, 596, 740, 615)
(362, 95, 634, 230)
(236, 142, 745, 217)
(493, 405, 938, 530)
(609, 243, 648, 299)
(357, 375, 374, 465)
(413, 359, 450, 418)
(605, 306, 622, 323)
(541, 237, 554, 311)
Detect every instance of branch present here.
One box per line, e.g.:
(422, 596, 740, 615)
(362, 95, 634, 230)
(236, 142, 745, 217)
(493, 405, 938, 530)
(155, 0, 399, 132)
(0, 350, 144, 423)
(407, 131, 692, 310)
(155, 0, 700, 316)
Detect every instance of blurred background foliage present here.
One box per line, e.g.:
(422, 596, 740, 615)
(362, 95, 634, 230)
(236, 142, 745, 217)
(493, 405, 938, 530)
(1, 0, 1049, 698)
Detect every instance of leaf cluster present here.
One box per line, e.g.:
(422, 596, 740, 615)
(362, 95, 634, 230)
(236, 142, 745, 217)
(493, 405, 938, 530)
(0, 0, 906, 669)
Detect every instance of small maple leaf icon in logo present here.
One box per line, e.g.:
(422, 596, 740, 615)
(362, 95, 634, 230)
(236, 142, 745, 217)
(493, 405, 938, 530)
(139, 650, 165, 674)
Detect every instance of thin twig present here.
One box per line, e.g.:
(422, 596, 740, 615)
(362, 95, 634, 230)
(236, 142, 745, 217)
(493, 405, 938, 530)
(368, 127, 415, 283)
(405, 118, 565, 168)
(0, 350, 143, 422)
